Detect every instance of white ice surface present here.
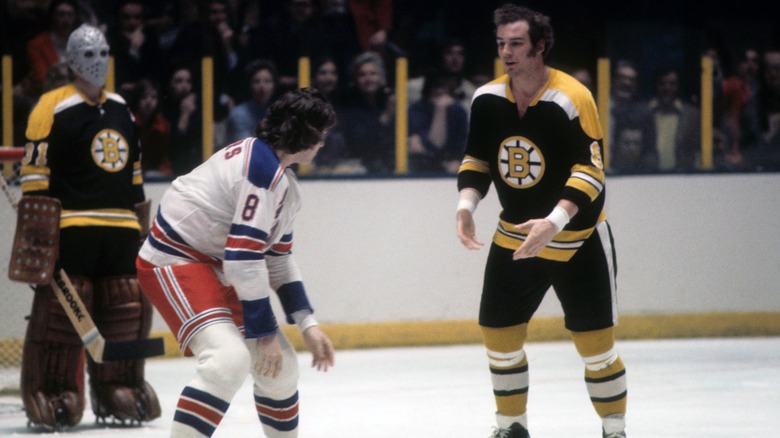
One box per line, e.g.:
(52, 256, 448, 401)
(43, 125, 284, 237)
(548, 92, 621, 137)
(1, 337, 779, 437)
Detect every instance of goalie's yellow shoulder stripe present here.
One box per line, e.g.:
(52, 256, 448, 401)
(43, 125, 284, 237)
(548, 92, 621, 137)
(25, 84, 82, 141)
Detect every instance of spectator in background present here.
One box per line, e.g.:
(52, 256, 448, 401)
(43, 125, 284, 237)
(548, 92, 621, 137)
(144, 0, 184, 55)
(107, 0, 165, 94)
(161, 63, 203, 175)
(263, 0, 328, 93)
(310, 56, 350, 172)
(131, 78, 173, 178)
(169, 0, 240, 125)
(348, 0, 401, 87)
(312, 56, 343, 105)
(6, 0, 48, 88)
(720, 48, 762, 170)
(408, 38, 476, 117)
(646, 67, 700, 172)
(609, 124, 657, 173)
(319, 0, 363, 91)
(407, 71, 467, 174)
(571, 67, 595, 95)
(225, 59, 279, 143)
(42, 61, 72, 92)
(349, 0, 393, 54)
(25, 0, 81, 96)
(608, 59, 650, 148)
(339, 51, 396, 174)
(755, 49, 780, 169)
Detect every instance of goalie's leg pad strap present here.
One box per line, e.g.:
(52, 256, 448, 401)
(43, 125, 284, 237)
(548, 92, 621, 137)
(88, 275, 161, 421)
(21, 277, 93, 427)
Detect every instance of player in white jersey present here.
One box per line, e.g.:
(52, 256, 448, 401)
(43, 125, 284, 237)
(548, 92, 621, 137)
(136, 88, 336, 437)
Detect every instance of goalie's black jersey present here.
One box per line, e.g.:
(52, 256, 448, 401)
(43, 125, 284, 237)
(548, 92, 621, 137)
(457, 69, 607, 261)
(21, 84, 144, 230)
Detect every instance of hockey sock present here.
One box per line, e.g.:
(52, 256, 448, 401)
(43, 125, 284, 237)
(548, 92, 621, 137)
(256, 391, 299, 436)
(481, 324, 529, 417)
(172, 386, 229, 437)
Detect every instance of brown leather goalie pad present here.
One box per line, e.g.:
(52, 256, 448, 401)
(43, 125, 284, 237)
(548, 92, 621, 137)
(21, 276, 93, 428)
(8, 196, 61, 285)
(87, 276, 161, 422)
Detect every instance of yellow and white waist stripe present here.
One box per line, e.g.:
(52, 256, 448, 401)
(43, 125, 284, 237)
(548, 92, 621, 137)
(60, 208, 141, 230)
(493, 213, 605, 262)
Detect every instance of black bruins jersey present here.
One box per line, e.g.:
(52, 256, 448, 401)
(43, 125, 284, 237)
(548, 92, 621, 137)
(458, 69, 606, 262)
(21, 84, 144, 230)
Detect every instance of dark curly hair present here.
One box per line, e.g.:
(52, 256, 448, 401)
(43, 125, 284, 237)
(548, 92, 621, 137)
(494, 4, 555, 59)
(255, 88, 337, 154)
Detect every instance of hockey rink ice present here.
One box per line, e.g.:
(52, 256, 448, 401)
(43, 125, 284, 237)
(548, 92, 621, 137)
(1, 336, 779, 437)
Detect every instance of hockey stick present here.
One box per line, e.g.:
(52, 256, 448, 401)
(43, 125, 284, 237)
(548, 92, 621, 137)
(0, 149, 164, 362)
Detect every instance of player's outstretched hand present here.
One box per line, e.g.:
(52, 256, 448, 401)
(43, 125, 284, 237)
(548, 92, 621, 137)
(255, 334, 283, 378)
(302, 326, 335, 372)
(456, 209, 484, 250)
(512, 218, 558, 260)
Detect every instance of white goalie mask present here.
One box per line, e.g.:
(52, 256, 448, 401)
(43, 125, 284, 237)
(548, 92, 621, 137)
(66, 24, 110, 86)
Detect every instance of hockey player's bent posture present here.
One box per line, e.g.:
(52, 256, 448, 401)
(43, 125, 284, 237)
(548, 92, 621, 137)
(19, 24, 160, 428)
(136, 88, 336, 437)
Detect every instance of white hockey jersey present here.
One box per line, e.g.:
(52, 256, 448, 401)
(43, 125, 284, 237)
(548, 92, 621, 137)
(138, 137, 311, 337)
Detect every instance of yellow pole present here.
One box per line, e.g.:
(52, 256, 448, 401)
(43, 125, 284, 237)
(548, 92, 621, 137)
(298, 57, 310, 88)
(202, 57, 214, 161)
(597, 58, 611, 170)
(106, 56, 115, 93)
(2, 56, 14, 179)
(700, 56, 714, 170)
(494, 58, 504, 78)
(395, 57, 408, 174)
(297, 57, 312, 175)
(2, 56, 12, 148)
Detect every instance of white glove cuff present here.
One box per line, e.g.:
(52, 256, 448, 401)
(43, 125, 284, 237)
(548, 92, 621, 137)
(546, 206, 570, 233)
(457, 189, 481, 214)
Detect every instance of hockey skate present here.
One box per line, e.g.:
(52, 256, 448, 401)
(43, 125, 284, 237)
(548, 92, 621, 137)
(489, 422, 530, 438)
(90, 381, 161, 425)
(24, 390, 84, 431)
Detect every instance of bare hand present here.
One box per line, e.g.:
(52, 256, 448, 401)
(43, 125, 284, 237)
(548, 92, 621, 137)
(180, 93, 197, 115)
(302, 326, 335, 372)
(432, 93, 455, 109)
(456, 209, 484, 250)
(369, 30, 387, 50)
(512, 218, 557, 259)
(254, 334, 283, 378)
(408, 135, 425, 154)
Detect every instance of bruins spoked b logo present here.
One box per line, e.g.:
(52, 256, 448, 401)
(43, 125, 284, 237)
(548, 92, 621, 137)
(498, 136, 545, 188)
(91, 129, 129, 172)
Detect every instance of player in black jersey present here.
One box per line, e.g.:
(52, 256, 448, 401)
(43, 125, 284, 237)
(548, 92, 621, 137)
(455, 5, 627, 438)
(19, 24, 160, 429)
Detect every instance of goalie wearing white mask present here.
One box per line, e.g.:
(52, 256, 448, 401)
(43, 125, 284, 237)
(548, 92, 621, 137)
(18, 23, 160, 429)
(66, 23, 110, 87)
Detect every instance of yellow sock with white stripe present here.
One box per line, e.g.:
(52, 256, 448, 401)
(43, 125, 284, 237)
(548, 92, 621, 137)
(481, 324, 529, 419)
(570, 327, 628, 419)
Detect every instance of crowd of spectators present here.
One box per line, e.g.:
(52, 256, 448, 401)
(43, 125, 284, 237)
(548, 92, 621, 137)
(3, 0, 780, 178)
(609, 47, 780, 174)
